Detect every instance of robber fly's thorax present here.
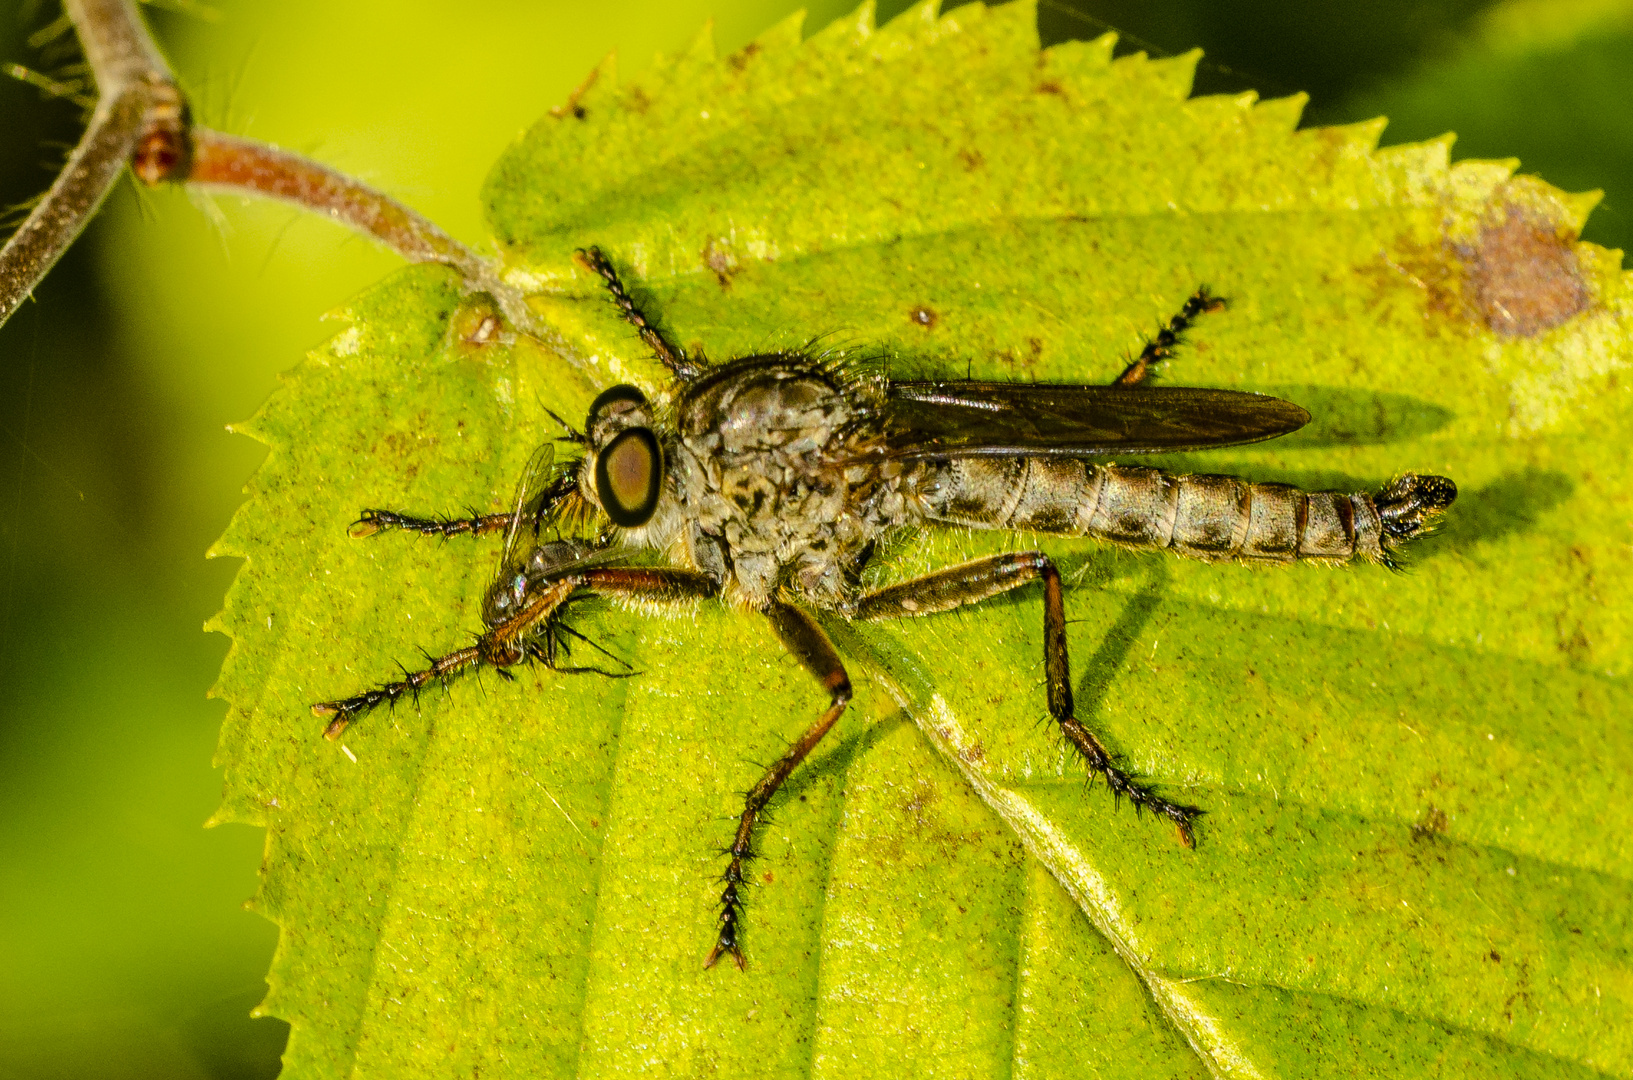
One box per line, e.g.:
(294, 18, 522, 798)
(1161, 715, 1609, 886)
(633, 356, 923, 610)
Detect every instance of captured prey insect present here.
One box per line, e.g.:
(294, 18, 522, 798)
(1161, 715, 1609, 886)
(313, 247, 1458, 969)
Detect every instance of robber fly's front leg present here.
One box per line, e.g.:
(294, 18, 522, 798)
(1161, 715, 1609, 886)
(1112, 287, 1225, 386)
(854, 553, 1201, 846)
(311, 567, 718, 738)
(346, 508, 519, 540)
(347, 470, 579, 540)
(707, 601, 853, 970)
(312, 578, 576, 738)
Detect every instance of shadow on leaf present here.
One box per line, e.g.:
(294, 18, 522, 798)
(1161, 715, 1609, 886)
(1418, 468, 1574, 559)
(1258, 386, 1454, 448)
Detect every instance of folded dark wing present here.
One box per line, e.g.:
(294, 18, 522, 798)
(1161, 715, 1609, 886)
(875, 382, 1310, 459)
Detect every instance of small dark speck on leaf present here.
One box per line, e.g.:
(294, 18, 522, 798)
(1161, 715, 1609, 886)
(1460, 206, 1591, 338)
(1411, 806, 1450, 840)
(1489, 951, 1502, 962)
(703, 239, 737, 287)
(910, 305, 939, 329)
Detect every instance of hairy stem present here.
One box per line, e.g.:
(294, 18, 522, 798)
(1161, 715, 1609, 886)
(3, 0, 555, 346)
(185, 128, 548, 339)
(0, 0, 173, 327)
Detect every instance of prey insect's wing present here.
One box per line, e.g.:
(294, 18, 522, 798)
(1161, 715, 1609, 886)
(494, 442, 558, 582)
(875, 382, 1311, 459)
(493, 443, 626, 588)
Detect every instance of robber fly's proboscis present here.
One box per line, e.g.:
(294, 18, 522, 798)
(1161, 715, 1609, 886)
(312, 247, 1456, 969)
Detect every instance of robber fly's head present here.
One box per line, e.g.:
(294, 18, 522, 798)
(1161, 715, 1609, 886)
(582, 383, 666, 530)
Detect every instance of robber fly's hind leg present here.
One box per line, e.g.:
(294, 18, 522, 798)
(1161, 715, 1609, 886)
(707, 601, 852, 970)
(855, 552, 1201, 846)
(1112, 287, 1226, 387)
(575, 246, 701, 379)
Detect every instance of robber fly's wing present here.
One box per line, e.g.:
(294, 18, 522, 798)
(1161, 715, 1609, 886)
(874, 382, 1310, 459)
(495, 442, 557, 580)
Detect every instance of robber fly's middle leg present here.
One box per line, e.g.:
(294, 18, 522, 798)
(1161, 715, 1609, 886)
(706, 601, 852, 970)
(854, 553, 1202, 846)
(1112, 287, 1226, 386)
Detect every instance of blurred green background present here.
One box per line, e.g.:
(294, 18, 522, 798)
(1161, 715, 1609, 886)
(0, 0, 1627, 1076)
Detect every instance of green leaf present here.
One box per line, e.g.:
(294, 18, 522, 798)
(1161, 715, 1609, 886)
(211, 1, 1633, 1075)
(1340, 0, 1633, 255)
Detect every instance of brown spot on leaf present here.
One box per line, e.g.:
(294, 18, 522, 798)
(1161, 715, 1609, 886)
(1410, 806, 1449, 840)
(1036, 79, 1065, 97)
(452, 302, 504, 354)
(957, 147, 985, 171)
(1557, 617, 1592, 663)
(909, 305, 939, 329)
(1460, 205, 1591, 338)
(728, 41, 761, 71)
(702, 239, 738, 287)
(1356, 231, 1468, 337)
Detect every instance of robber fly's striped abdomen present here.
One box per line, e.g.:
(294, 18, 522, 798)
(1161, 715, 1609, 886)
(922, 460, 1455, 566)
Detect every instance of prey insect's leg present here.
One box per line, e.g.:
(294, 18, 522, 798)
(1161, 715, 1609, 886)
(855, 553, 1202, 847)
(311, 567, 718, 738)
(1112, 287, 1226, 387)
(574, 246, 700, 379)
(707, 601, 853, 970)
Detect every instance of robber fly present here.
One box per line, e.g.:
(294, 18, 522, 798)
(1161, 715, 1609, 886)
(313, 247, 1457, 969)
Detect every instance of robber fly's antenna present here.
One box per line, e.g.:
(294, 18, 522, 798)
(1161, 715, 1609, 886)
(541, 404, 587, 444)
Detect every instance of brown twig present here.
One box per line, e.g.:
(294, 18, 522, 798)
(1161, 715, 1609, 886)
(0, 0, 175, 327)
(2, 0, 552, 344)
(184, 128, 547, 338)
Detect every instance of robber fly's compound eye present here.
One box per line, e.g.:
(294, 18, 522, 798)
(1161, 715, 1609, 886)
(594, 427, 663, 527)
(587, 384, 648, 428)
